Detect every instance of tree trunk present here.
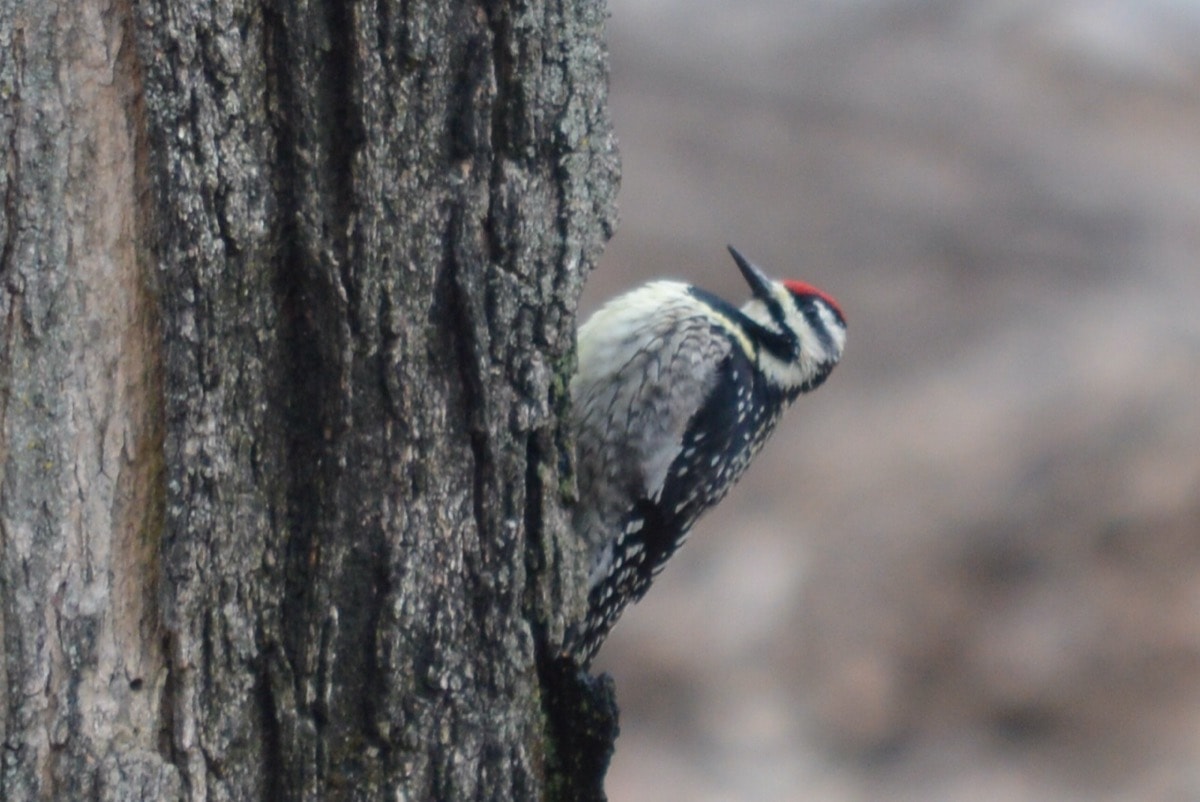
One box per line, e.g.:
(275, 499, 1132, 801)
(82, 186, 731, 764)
(0, 0, 619, 799)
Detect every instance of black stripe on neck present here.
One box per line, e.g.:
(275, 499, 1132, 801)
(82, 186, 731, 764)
(687, 286, 798, 362)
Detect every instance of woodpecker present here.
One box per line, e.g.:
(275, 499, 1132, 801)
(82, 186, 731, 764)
(567, 246, 846, 664)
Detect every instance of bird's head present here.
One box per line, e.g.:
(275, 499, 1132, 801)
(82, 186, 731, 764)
(729, 245, 846, 394)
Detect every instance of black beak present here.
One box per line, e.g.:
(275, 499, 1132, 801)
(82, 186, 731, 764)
(727, 245, 773, 301)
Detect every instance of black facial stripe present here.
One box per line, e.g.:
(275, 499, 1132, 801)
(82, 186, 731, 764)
(763, 290, 788, 327)
(754, 323, 798, 362)
(791, 295, 838, 354)
(803, 304, 835, 352)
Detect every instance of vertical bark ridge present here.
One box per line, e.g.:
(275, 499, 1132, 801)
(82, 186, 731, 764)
(136, 1, 283, 798)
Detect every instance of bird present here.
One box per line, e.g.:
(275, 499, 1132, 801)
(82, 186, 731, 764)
(567, 245, 846, 664)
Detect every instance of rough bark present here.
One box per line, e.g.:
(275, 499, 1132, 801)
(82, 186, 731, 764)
(0, 0, 619, 799)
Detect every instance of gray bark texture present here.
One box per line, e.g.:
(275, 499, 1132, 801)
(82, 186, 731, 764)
(0, 0, 619, 799)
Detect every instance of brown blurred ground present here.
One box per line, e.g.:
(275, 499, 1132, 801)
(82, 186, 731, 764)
(583, 1, 1200, 799)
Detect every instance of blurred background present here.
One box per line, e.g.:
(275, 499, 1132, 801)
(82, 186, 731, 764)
(580, 1, 1200, 799)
